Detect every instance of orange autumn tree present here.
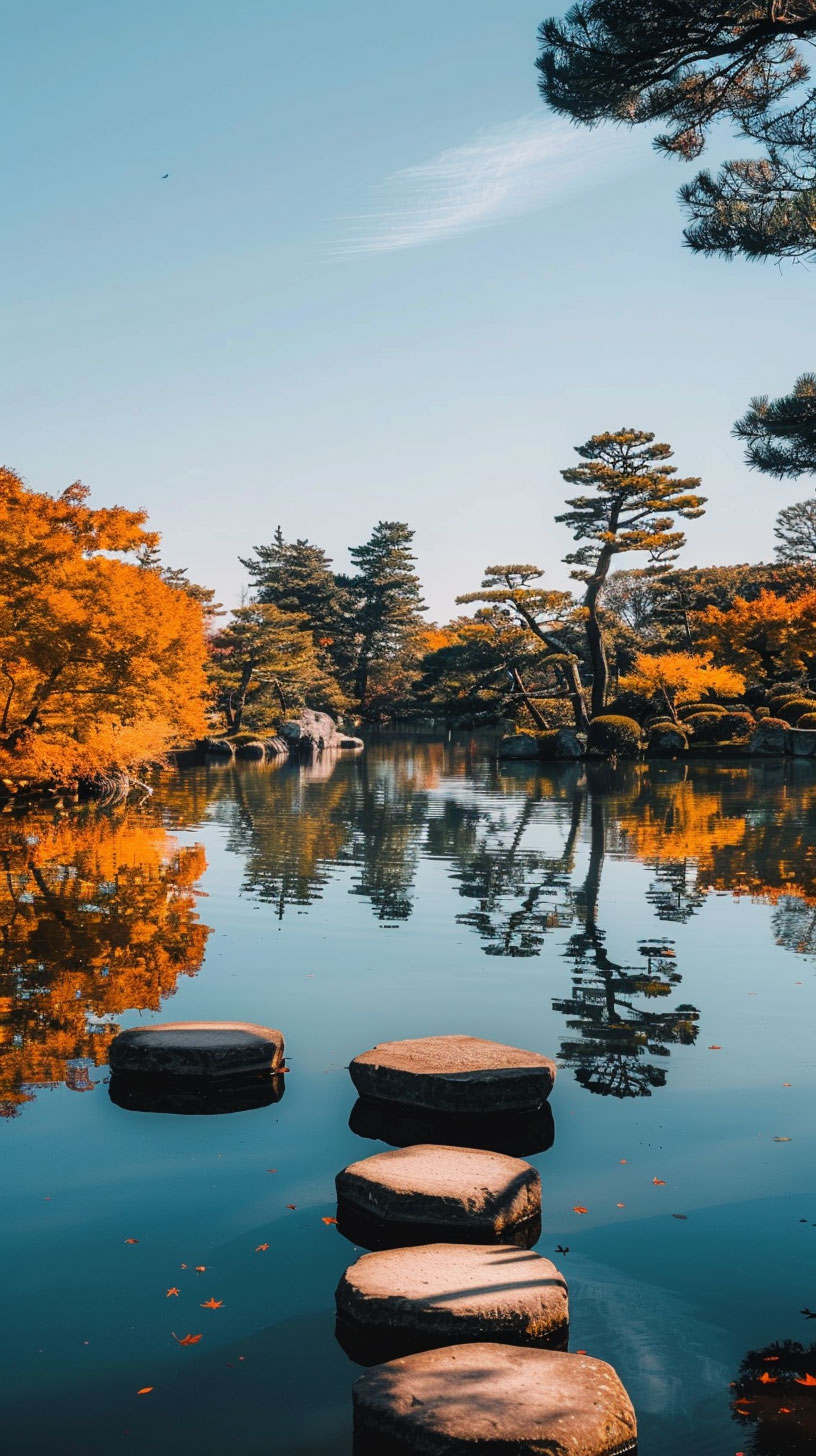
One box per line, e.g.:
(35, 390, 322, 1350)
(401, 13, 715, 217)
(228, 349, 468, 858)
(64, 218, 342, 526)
(696, 588, 816, 683)
(0, 468, 208, 784)
(619, 651, 745, 721)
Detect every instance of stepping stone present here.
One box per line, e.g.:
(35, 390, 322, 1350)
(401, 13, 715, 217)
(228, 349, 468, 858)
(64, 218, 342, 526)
(336, 1244, 568, 1364)
(349, 1035, 556, 1113)
(108, 1021, 285, 1080)
(352, 1344, 637, 1456)
(335, 1144, 541, 1250)
(108, 1071, 285, 1115)
(348, 1096, 555, 1158)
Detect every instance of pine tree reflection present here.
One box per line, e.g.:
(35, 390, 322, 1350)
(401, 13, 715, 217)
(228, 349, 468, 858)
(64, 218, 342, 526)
(0, 804, 209, 1117)
(553, 789, 699, 1098)
(730, 1338, 816, 1453)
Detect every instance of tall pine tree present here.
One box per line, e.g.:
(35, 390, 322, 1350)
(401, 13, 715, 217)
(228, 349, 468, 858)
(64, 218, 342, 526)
(241, 528, 351, 686)
(347, 521, 426, 711)
(556, 430, 705, 716)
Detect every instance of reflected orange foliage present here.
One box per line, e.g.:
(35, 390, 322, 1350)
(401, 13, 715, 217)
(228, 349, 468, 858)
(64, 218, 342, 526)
(0, 804, 210, 1116)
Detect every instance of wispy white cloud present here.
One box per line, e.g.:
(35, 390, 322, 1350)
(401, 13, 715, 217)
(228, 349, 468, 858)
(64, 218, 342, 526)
(333, 112, 644, 256)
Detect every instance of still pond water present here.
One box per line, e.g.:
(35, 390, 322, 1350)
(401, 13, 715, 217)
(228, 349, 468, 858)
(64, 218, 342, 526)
(1, 740, 815, 1455)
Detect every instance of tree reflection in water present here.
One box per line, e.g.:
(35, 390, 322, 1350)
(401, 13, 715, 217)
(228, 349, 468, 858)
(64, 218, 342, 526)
(0, 803, 209, 1118)
(6, 745, 816, 1116)
(730, 1338, 816, 1453)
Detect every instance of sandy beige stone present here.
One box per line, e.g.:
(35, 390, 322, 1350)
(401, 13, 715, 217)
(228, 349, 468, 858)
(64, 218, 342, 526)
(108, 1021, 284, 1080)
(335, 1144, 540, 1237)
(349, 1035, 556, 1113)
(336, 1243, 568, 1351)
(352, 1343, 637, 1455)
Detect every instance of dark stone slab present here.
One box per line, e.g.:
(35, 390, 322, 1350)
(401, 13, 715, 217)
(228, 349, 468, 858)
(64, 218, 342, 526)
(108, 1021, 285, 1080)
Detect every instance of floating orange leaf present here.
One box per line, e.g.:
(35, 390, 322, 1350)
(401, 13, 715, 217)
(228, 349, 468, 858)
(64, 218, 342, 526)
(180, 1264, 188, 1270)
(321, 1217, 338, 1226)
(255, 1243, 269, 1252)
(708, 1045, 722, 1050)
(201, 1298, 223, 1309)
(137, 1387, 154, 1396)
(652, 1178, 666, 1186)
(619, 1159, 627, 1165)
(124, 1238, 139, 1244)
(779, 1407, 792, 1413)
(172, 1332, 202, 1346)
(758, 1372, 778, 1384)
(194, 1266, 206, 1272)
(795, 1373, 816, 1386)
(166, 1288, 179, 1298)
(286, 1204, 296, 1211)
(773, 1136, 792, 1142)
(572, 1205, 588, 1215)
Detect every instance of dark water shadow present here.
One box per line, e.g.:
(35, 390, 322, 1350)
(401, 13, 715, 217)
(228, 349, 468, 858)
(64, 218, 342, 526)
(335, 1314, 569, 1367)
(348, 1096, 554, 1157)
(108, 1071, 285, 1115)
(335, 1200, 541, 1253)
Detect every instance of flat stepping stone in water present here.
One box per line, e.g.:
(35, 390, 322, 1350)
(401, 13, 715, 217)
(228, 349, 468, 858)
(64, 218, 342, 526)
(108, 1021, 285, 1080)
(336, 1244, 568, 1364)
(349, 1035, 556, 1113)
(335, 1144, 541, 1251)
(352, 1344, 637, 1456)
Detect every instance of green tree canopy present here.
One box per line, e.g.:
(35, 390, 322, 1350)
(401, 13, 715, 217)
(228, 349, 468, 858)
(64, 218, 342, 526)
(347, 521, 426, 711)
(240, 527, 352, 686)
(209, 604, 344, 733)
(775, 497, 816, 562)
(537, 2, 816, 261)
(734, 372, 816, 478)
(556, 430, 705, 714)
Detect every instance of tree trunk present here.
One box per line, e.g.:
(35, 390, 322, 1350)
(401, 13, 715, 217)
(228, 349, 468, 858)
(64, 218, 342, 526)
(511, 668, 549, 731)
(583, 544, 615, 718)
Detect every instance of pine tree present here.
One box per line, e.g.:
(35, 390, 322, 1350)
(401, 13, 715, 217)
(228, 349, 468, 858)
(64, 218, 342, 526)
(347, 522, 426, 711)
(734, 373, 816, 479)
(556, 430, 705, 716)
(209, 604, 344, 733)
(775, 498, 816, 563)
(456, 564, 588, 728)
(241, 528, 351, 686)
(537, 3, 816, 261)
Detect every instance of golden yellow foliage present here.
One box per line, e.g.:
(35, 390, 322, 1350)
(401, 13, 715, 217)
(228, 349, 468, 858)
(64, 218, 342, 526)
(696, 588, 816, 680)
(619, 651, 745, 714)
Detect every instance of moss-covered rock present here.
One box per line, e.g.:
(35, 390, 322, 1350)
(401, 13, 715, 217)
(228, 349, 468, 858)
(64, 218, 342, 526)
(587, 715, 643, 758)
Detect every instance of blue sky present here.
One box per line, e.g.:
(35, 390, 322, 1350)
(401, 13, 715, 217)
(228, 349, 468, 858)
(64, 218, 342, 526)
(4, 0, 815, 618)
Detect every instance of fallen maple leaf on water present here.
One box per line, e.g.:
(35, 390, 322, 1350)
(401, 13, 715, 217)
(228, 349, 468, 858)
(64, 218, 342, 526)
(166, 1288, 179, 1298)
(172, 1333, 202, 1346)
(321, 1217, 338, 1226)
(773, 1136, 792, 1142)
(124, 1238, 139, 1245)
(572, 1206, 588, 1215)
(652, 1178, 667, 1186)
(194, 1266, 206, 1273)
(201, 1298, 223, 1309)
(286, 1204, 297, 1211)
(708, 1045, 722, 1051)
(137, 1387, 153, 1396)
(255, 1243, 269, 1252)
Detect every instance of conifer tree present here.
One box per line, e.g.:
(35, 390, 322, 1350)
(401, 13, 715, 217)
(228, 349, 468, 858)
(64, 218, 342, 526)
(347, 521, 426, 710)
(456, 564, 588, 728)
(537, 2, 816, 262)
(734, 373, 816, 479)
(241, 528, 351, 684)
(774, 498, 816, 563)
(556, 430, 705, 716)
(209, 604, 344, 733)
